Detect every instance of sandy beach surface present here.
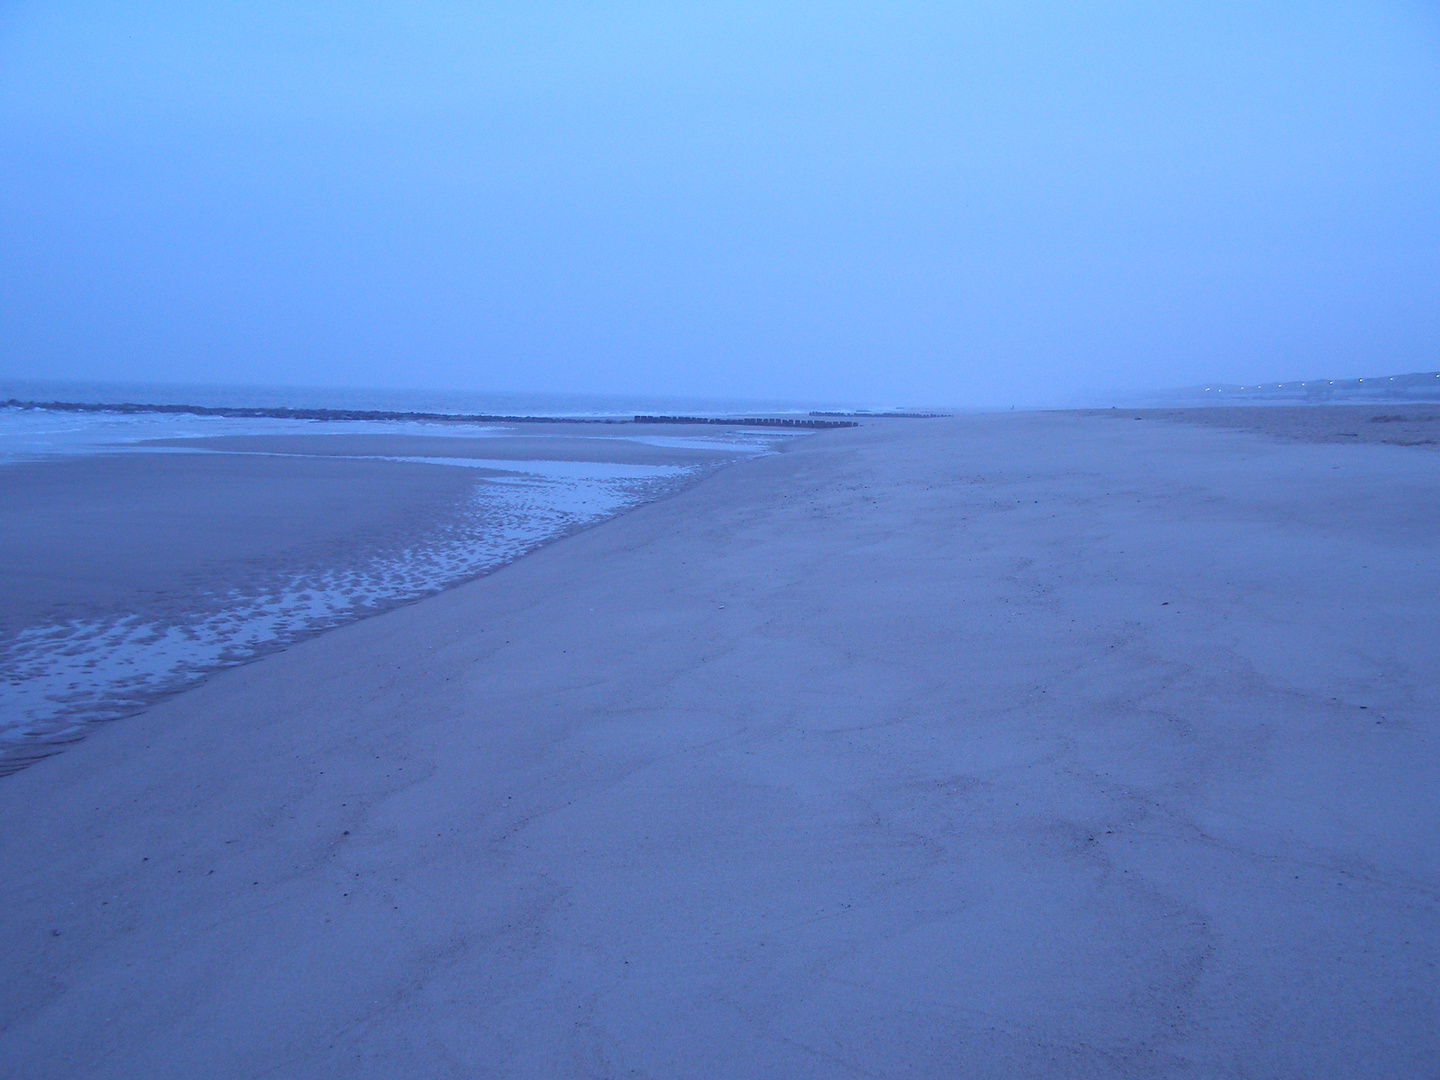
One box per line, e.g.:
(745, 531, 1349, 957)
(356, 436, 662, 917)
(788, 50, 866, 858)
(1, 409, 1436, 1078)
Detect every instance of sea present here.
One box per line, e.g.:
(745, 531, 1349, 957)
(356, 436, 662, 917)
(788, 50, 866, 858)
(0, 380, 833, 774)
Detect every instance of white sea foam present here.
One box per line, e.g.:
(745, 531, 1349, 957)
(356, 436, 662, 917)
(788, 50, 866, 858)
(0, 407, 510, 465)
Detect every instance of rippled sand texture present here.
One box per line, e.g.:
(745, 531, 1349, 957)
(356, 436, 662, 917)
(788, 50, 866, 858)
(0, 430, 754, 773)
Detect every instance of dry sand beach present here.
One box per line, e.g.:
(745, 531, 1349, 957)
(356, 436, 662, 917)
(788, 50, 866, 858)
(1, 408, 1437, 1077)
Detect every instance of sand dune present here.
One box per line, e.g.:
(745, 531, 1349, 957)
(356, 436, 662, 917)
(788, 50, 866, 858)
(1, 410, 1436, 1077)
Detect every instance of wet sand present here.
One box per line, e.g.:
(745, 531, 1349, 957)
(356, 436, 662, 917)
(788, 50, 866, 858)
(0, 451, 487, 630)
(0, 428, 741, 628)
(1, 409, 1437, 1077)
(0, 427, 751, 773)
(140, 431, 750, 464)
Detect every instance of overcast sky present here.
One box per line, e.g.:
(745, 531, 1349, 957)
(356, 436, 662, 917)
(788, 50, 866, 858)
(2, 2, 1437, 407)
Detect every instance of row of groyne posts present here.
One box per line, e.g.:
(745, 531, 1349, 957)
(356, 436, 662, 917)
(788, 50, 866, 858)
(634, 415, 858, 429)
(2, 399, 872, 429)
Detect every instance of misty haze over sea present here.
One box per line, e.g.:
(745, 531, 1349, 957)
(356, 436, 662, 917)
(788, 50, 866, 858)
(4, 5, 1436, 407)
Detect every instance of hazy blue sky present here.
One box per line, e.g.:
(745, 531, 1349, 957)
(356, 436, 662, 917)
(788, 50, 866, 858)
(2, 2, 1437, 407)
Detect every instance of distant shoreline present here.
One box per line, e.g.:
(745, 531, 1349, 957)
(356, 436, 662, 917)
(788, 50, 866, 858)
(1074, 402, 1440, 449)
